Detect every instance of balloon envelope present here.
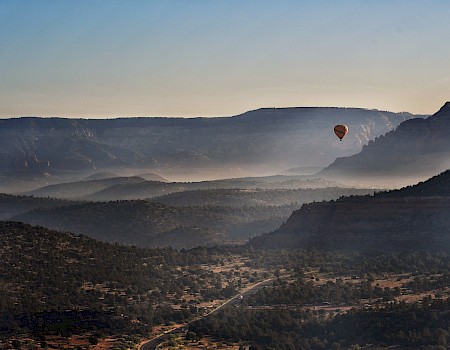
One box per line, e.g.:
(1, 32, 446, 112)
(334, 124, 348, 140)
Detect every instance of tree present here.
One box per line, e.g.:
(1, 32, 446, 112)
(89, 336, 98, 345)
(11, 339, 21, 349)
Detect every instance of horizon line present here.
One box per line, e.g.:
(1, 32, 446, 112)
(0, 104, 431, 120)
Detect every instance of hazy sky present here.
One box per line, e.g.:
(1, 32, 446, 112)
(1, 0, 450, 118)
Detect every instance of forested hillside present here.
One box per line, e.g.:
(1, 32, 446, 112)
(189, 252, 450, 349)
(10, 186, 374, 248)
(24, 175, 346, 201)
(3, 221, 450, 349)
(250, 170, 450, 252)
(0, 194, 75, 219)
(27, 176, 148, 199)
(12, 201, 294, 247)
(0, 222, 241, 342)
(155, 187, 374, 207)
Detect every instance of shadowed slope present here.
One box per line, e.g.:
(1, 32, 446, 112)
(319, 102, 450, 185)
(250, 170, 450, 252)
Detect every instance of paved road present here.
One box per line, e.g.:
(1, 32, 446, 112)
(139, 278, 274, 350)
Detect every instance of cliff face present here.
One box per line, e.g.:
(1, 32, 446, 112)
(250, 170, 450, 252)
(0, 107, 416, 174)
(319, 102, 450, 181)
(0, 118, 143, 172)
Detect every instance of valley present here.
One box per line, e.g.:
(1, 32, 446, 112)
(0, 104, 449, 349)
(2, 2, 450, 348)
(0, 176, 374, 247)
(0, 108, 417, 181)
(2, 225, 450, 349)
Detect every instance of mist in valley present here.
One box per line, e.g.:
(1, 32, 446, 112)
(2, 1, 450, 349)
(1, 107, 447, 348)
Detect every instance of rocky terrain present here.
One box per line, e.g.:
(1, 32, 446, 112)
(319, 102, 450, 185)
(0, 108, 418, 178)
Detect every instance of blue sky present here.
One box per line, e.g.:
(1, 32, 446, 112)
(1, 0, 450, 117)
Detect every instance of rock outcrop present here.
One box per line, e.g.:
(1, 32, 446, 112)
(0, 107, 418, 174)
(319, 102, 450, 183)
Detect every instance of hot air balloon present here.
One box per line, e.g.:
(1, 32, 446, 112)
(334, 124, 348, 141)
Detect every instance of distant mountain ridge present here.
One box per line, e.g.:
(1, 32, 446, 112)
(0, 107, 419, 175)
(319, 102, 450, 183)
(11, 200, 282, 248)
(23, 175, 347, 201)
(379, 169, 450, 198)
(250, 170, 450, 252)
(27, 176, 147, 199)
(8, 184, 374, 248)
